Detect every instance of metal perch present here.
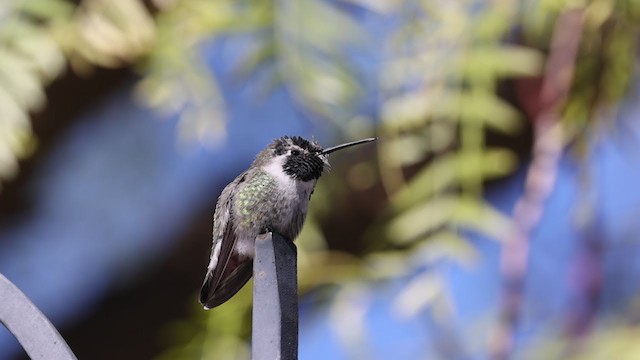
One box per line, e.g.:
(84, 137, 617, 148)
(0, 273, 77, 360)
(252, 232, 299, 360)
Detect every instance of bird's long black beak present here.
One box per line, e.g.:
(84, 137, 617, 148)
(321, 137, 377, 155)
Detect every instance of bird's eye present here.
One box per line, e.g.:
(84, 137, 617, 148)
(291, 149, 300, 156)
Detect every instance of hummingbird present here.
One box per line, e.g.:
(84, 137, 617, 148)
(199, 135, 376, 309)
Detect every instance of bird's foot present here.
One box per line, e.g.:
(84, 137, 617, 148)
(259, 226, 274, 235)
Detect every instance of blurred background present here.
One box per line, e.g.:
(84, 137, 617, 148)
(2, 0, 640, 359)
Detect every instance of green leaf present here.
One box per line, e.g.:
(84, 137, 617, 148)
(276, 0, 365, 54)
(0, 50, 46, 111)
(17, 0, 74, 21)
(449, 199, 513, 242)
(388, 195, 512, 244)
(387, 196, 458, 244)
(382, 88, 523, 134)
(457, 45, 543, 79)
(232, 40, 276, 81)
(390, 149, 518, 210)
(392, 272, 442, 318)
(409, 231, 479, 267)
(380, 134, 430, 167)
(271, 0, 365, 120)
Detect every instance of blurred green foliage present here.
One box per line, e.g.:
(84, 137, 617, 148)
(158, 284, 252, 360)
(520, 318, 640, 360)
(0, 0, 70, 188)
(2, 0, 640, 358)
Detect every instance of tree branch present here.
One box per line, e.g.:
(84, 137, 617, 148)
(490, 9, 585, 360)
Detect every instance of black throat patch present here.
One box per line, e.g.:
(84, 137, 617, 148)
(272, 136, 325, 181)
(283, 152, 324, 181)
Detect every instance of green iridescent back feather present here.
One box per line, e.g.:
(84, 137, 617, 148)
(234, 170, 277, 230)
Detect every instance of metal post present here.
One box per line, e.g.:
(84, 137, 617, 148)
(252, 232, 298, 360)
(0, 273, 77, 360)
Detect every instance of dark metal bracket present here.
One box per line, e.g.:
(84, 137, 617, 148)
(0, 273, 77, 360)
(252, 232, 299, 360)
(1, 232, 301, 360)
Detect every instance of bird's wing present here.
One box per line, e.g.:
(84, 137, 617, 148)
(200, 256, 253, 309)
(199, 171, 250, 309)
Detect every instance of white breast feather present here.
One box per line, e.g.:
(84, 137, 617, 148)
(262, 155, 315, 226)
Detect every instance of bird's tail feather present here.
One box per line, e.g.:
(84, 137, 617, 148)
(200, 260, 253, 309)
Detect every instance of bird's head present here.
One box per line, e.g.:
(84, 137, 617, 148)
(255, 136, 376, 182)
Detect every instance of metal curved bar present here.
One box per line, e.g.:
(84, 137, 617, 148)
(0, 273, 77, 360)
